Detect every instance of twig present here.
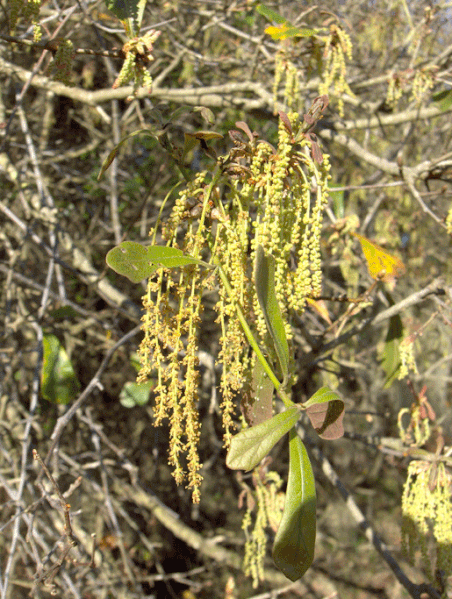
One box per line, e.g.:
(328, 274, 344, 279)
(114, 480, 315, 591)
(0, 321, 42, 599)
(0, 33, 124, 57)
(402, 168, 445, 226)
(109, 99, 122, 245)
(0, 199, 142, 320)
(300, 278, 445, 368)
(90, 433, 134, 583)
(33, 450, 75, 541)
(0, 263, 107, 322)
(0, 7, 77, 151)
(16, 102, 67, 312)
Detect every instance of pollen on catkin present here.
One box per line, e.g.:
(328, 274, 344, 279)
(137, 85, 331, 505)
(8, 0, 42, 40)
(402, 460, 452, 581)
(319, 24, 354, 117)
(49, 39, 75, 85)
(242, 468, 284, 588)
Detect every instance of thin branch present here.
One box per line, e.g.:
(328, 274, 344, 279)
(43, 325, 142, 468)
(300, 278, 445, 368)
(0, 33, 124, 57)
(0, 200, 142, 320)
(401, 168, 445, 225)
(0, 7, 77, 150)
(0, 321, 42, 599)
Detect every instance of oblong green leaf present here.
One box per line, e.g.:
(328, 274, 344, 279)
(381, 315, 403, 388)
(107, 242, 207, 283)
(147, 246, 205, 269)
(107, 241, 158, 283)
(41, 335, 80, 405)
(304, 386, 345, 440)
(272, 430, 316, 581)
(242, 357, 274, 427)
(254, 245, 289, 381)
(432, 89, 452, 111)
(256, 3, 287, 24)
(226, 406, 300, 471)
(98, 129, 152, 180)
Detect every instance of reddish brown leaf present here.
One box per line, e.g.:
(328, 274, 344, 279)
(306, 399, 345, 440)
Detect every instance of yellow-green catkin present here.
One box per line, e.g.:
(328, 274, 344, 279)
(8, 0, 42, 40)
(113, 30, 160, 96)
(138, 264, 204, 503)
(398, 335, 418, 379)
(242, 469, 284, 587)
(399, 399, 452, 586)
(246, 113, 331, 345)
(446, 205, 452, 235)
(402, 460, 452, 581)
(49, 39, 75, 85)
(398, 405, 430, 448)
(214, 196, 253, 445)
(113, 51, 136, 89)
(137, 33, 332, 509)
(272, 49, 301, 113)
(319, 24, 354, 117)
(410, 66, 437, 105)
(138, 175, 211, 503)
(385, 72, 405, 110)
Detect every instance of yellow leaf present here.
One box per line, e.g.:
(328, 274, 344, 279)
(351, 232, 405, 283)
(264, 23, 317, 40)
(264, 23, 289, 39)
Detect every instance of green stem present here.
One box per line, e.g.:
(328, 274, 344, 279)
(214, 258, 294, 408)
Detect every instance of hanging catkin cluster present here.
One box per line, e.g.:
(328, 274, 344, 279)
(137, 172, 215, 503)
(7, 0, 41, 40)
(113, 30, 160, 95)
(319, 24, 354, 117)
(241, 469, 285, 588)
(137, 111, 330, 502)
(402, 461, 452, 580)
(399, 400, 452, 582)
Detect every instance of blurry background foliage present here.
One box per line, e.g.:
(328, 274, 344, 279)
(1, 0, 452, 597)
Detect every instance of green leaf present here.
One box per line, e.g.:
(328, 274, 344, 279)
(106, 0, 146, 35)
(41, 335, 80, 405)
(272, 429, 316, 581)
(193, 106, 216, 125)
(242, 356, 274, 426)
(304, 386, 345, 440)
(120, 380, 154, 407)
(254, 245, 289, 381)
(107, 241, 158, 282)
(432, 89, 452, 112)
(226, 406, 300, 471)
(329, 188, 345, 219)
(147, 245, 205, 268)
(381, 315, 403, 388)
(256, 4, 287, 24)
(106, 242, 207, 283)
(98, 129, 152, 180)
